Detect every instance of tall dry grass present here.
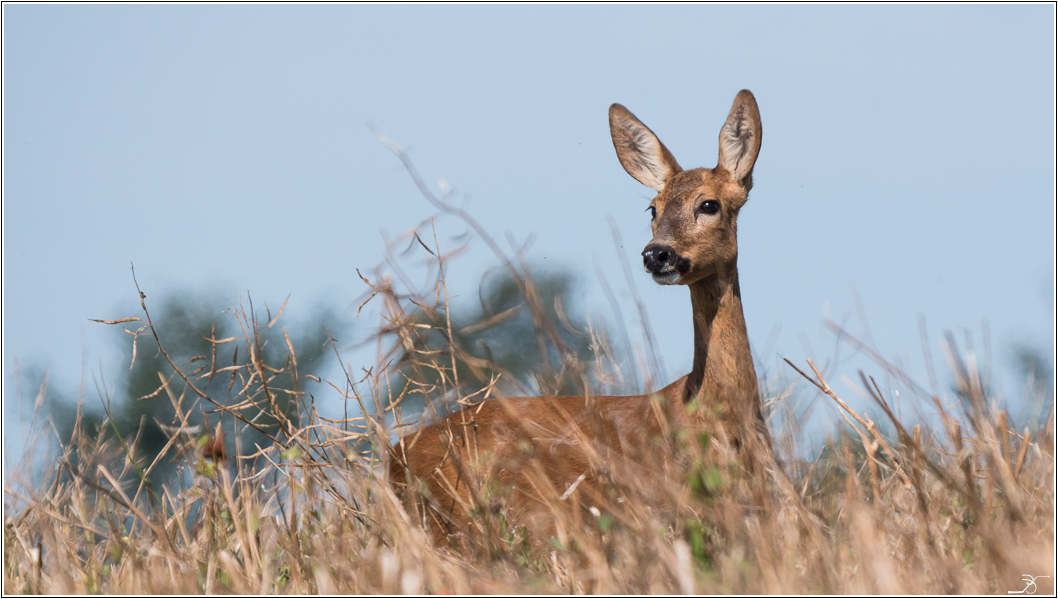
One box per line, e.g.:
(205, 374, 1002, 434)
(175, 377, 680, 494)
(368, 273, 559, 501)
(4, 150, 1054, 594)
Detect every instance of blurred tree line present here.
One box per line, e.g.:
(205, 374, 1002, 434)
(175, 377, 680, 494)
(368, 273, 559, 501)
(26, 267, 601, 488)
(33, 292, 340, 487)
(18, 267, 1051, 490)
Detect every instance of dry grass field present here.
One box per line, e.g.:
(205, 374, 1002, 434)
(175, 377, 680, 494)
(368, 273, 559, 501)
(4, 166, 1054, 594)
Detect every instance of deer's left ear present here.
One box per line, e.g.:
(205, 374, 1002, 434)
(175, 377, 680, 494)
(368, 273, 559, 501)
(717, 90, 762, 188)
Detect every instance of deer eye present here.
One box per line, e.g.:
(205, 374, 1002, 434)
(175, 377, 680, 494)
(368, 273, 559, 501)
(648, 206, 657, 221)
(698, 200, 720, 216)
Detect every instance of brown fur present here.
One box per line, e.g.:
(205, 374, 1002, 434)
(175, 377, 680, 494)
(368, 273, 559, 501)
(389, 377, 690, 539)
(389, 90, 770, 542)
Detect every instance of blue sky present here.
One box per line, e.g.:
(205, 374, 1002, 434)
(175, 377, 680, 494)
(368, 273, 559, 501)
(3, 5, 1054, 454)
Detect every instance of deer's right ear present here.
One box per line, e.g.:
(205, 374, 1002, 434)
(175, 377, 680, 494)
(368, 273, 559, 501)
(609, 104, 681, 192)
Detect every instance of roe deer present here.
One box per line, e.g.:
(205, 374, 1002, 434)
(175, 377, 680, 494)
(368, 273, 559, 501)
(389, 90, 770, 542)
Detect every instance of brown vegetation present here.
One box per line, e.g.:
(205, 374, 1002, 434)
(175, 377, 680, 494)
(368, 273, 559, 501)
(4, 151, 1054, 594)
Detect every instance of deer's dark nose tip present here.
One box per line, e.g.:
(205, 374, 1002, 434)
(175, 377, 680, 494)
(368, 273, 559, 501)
(642, 244, 677, 274)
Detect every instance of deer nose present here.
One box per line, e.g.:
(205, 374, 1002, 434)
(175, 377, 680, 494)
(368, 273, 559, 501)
(642, 244, 677, 274)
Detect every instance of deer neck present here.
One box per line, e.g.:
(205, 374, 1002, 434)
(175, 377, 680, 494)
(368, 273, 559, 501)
(684, 267, 761, 426)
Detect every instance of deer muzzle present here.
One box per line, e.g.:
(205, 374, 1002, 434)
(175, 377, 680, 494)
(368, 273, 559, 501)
(642, 243, 691, 285)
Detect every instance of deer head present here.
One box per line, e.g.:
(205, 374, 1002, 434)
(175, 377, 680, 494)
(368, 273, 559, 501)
(609, 90, 762, 286)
